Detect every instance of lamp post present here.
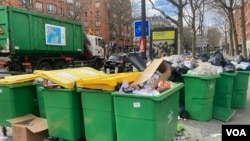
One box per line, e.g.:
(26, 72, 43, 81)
(141, 0, 147, 60)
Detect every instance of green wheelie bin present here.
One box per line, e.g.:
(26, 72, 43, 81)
(0, 82, 39, 136)
(77, 88, 116, 141)
(182, 74, 220, 121)
(42, 88, 84, 141)
(213, 72, 237, 122)
(112, 83, 183, 141)
(35, 82, 47, 118)
(232, 71, 250, 109)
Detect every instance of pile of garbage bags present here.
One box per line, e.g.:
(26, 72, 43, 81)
(163, 50, 250, 80)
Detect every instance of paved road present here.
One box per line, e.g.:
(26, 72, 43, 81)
(1, 78, 250, 141)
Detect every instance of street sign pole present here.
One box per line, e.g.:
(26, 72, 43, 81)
(141, 0, 146, 60)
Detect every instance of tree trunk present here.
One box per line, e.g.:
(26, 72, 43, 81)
(241, 0, 247, 58)
(231, 13, 239, 55)
(177, 0, 184, 55)
(228, 13, 234, 56)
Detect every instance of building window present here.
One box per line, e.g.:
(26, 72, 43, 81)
(67, 0, 73, 4)
(95, 29, 100, 36)
(95, 11, 99, 17)
(83, 3, 88, 9)
(20, 0, 32, 7)
(95, 2, 100, 8)
(75, 2, 81, 8)
(128, 26, 131, 30)
(35, 2, 43, 12)
(47, 4, 56, 14)
(95, 21, 100, 27)
(89, 2, 92, 7)
(68, 10, 74, 17)
(58, 7, 64, 16)
(58, 0, 64, 2)
(84, 22, 88, 27)
(83, 12, 87, 17)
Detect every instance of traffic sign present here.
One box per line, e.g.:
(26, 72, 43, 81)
(139, 38, 145, 52)
(134, 20, 150, 38)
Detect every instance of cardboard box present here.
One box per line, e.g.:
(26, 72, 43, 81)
(7, 114, 48, 141)
(130, 58, 172, 88)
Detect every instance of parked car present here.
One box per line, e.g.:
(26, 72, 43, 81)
(104, 53, 132, 73)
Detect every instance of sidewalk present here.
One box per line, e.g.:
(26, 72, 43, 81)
(174, 78, 250, 141)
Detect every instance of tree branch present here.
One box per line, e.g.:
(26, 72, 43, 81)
(148, 0, 178, 25)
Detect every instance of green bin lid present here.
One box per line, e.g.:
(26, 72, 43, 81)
(0, 82, 35, 88)
(112, 83, 184, 101)
(237, 70, 250, 75)
(182, 74, 220, 80)
(41, 87, 76, 92)
(220, 72, 237, 77)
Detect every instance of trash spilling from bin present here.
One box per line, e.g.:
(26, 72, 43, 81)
(1, 50, 250, 141)
(33, 63, 183, 141)
(113, 59, 175, 96)
(161, 51, 250, 123)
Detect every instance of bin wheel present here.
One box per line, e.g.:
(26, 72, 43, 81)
(2, 126, 7, 136)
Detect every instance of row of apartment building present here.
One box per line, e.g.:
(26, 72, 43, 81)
(2, 0, 250, 54)
(0, 0, 172, 49)
(234, 0, 250, 55)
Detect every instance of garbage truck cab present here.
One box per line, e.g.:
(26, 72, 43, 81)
(86, 34, 105, 59)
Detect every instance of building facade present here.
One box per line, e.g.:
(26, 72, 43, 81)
(234, 1, 250, 56)
(0, 0, 133, 46)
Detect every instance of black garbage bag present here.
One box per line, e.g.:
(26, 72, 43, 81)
(127, 52, 146, 71)
(169, 65, 189, 82)
(200, 53, 210, 62)
(208, 51, 224, 66)
(223, 63, 236, 73)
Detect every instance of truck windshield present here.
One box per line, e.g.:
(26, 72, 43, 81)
(97, 38, 104, 47)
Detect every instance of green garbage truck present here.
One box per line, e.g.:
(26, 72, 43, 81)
(0, 6, 105, 73)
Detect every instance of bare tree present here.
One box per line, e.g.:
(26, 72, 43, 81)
(148, 0, 188, 55)
(206, 26, 222, 49)
(64, 0, 85, 22)
(240, 0, 247, 58)
(183, 0, 206, 56)
(211, 9, 230, 54)
(104, 0, 133, 48)
(20, 0, 35, 10)
(183, 26, 193, 52)
(209, 0, 241, 56)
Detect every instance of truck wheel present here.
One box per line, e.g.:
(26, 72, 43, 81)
(94, 58, 103, 70)
(54, 61, 67, 70)
(37, 62, 52, 70)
